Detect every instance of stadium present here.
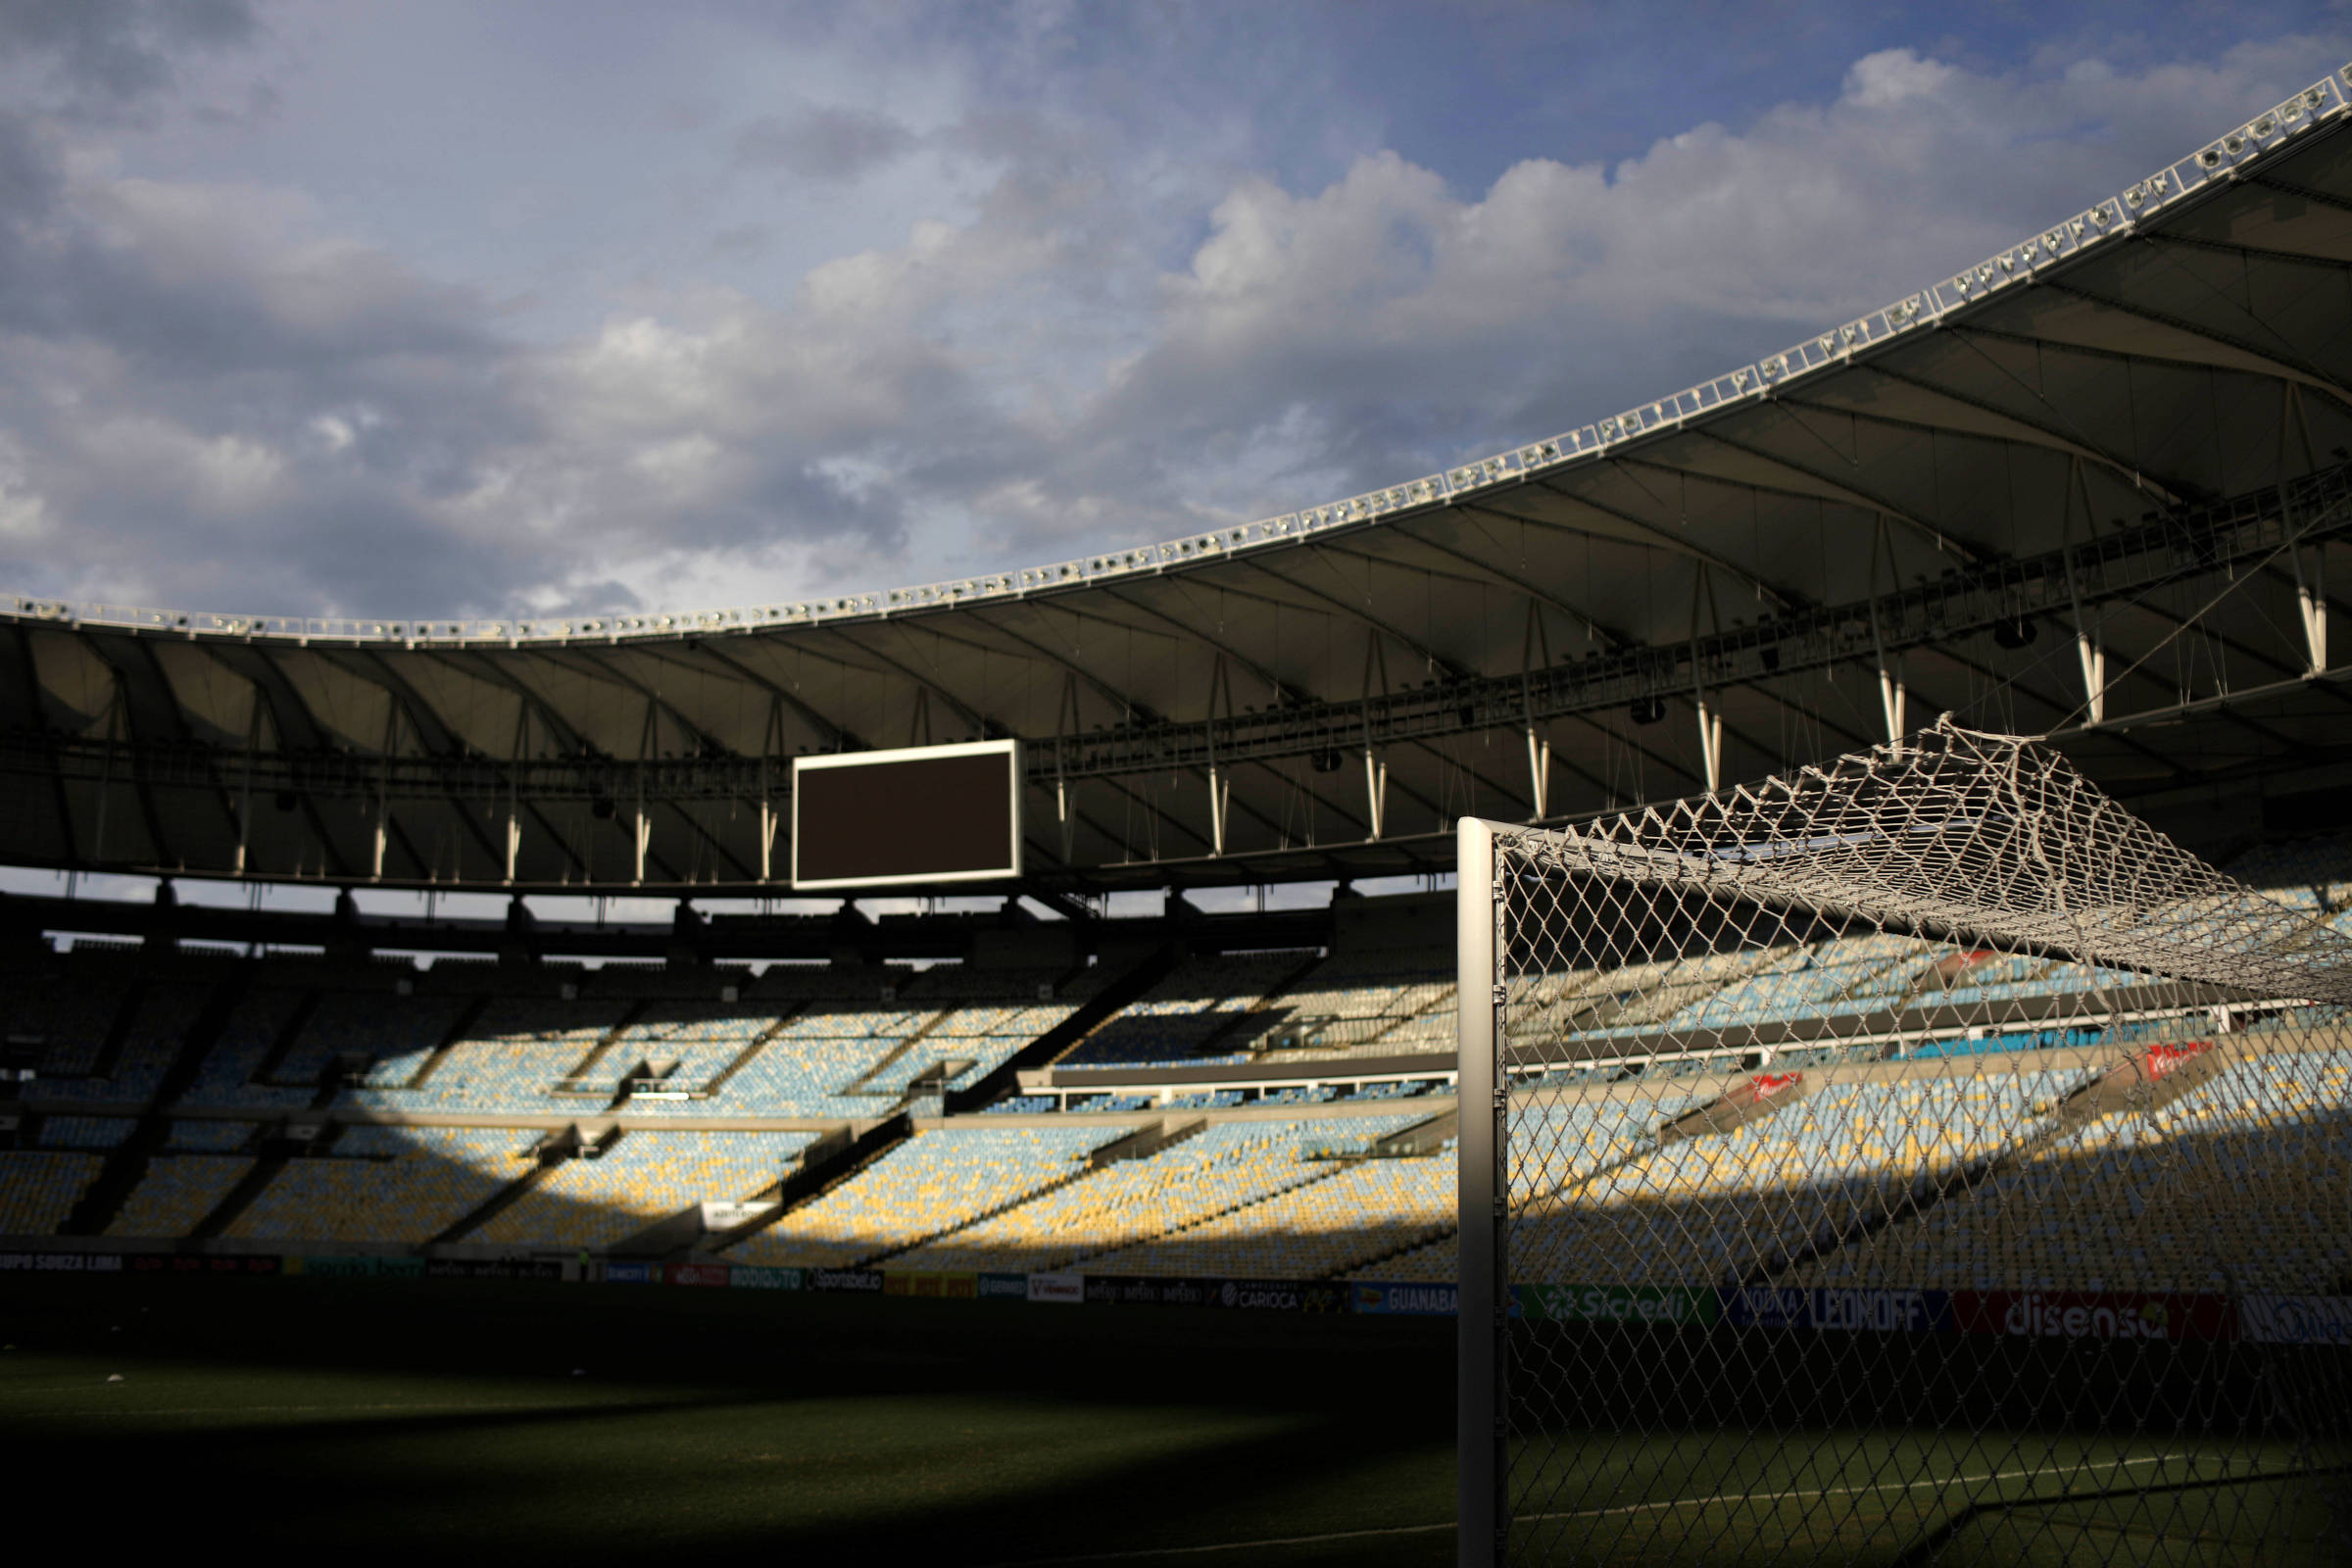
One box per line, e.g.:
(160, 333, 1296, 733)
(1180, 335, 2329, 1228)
(4, 52, 2352, 1568)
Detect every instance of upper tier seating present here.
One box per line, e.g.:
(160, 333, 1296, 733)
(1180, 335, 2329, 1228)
(1056, 953, 1309, 1068)
(33, 983, 211, 1100)
(1256, 955, 1454, 1058)
(341, 997, 625, 1113)
(179, 987, 316, 1110)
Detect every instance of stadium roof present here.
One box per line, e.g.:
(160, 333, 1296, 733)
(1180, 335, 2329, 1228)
(6, 72, 2352, 896)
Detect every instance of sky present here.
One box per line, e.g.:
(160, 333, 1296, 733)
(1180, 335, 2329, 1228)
(0, 0, 2347, 629)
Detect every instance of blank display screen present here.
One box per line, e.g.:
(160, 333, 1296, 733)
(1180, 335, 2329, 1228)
(791, 742, 1021, 889)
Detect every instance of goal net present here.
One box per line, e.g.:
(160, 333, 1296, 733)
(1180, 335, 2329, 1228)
(1456, 718, 2352, 1566)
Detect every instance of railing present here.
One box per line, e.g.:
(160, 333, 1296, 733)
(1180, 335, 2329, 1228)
(0, 76, 2341, 650)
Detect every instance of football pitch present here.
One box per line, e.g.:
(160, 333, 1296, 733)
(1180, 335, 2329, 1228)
(0, 1273, 2338, 1563)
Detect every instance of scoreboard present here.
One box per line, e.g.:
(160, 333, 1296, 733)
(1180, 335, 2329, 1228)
(789, 739, 1024, 890)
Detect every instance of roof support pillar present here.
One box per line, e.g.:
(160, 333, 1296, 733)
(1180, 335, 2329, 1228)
(233, 697, 262, 877)
(1522, 601, 1550, 821)
(758, 694, 785, 885)
(1695, 696, 1724, 793)
(92, 684, 123, 862)
(2077, 633, 2109, 724)
(633, 704, 655, 887)
(1866, 517, 1906, 744)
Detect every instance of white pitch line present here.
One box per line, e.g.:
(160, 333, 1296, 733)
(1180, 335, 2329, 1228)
(991, 1450, 2208, 1565)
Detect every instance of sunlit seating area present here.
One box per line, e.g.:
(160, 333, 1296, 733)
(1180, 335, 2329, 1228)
(732, 1123, 1127, 1267)
(898, 1114, 1422, 1274)
(475, 1129, 820, 1249)
(1797, 1044, 2352, 1294)
(1081, 1152, 1453, 1279)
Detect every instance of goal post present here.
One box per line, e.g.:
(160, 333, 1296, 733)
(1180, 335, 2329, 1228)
(1456, 718, 2352, 1566)
(1457, 813, 1502, 1568)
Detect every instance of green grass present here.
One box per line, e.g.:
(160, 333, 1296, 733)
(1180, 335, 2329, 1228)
(0, 1274, 1458, 1563)
(0, 1275, 2339, 1563)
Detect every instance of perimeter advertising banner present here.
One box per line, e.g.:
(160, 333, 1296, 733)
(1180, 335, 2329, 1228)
(729, 1266, 803, 1291)
(289, 1255, 425, 1279)
(0, 1251, 129, 1272)
(427, 1257, 562, 1282)
(1523, 1284, 1718, 1328)
(884, 1271, 977, 1298)
(664, 1262, 731, 1288)
(1082, 1275, 1219, 1308)
(976, 1272, 1029, 1300)
(1027, 1272, 1084, 1304)
(808, 1267, 885, 1295)
(1352, 1281, 1459, 1316)
(2240, 1296, 2352, 1346)
(1722, 1288, 1947, 1334)
(1946, 1291, 2235, 1342)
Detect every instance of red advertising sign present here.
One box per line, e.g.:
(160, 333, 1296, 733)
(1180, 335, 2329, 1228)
(2143, 1040, 2215, 1080)
(1950, 1291, 2234, 1342)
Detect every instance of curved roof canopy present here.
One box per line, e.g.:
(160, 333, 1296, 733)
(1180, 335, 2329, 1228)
(7, 74, 2352, 895)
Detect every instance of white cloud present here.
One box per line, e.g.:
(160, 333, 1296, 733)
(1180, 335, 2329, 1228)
(0, 24, 2342, 620)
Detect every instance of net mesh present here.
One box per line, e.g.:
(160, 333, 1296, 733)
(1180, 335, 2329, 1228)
(1482, 718, 2352, 1565)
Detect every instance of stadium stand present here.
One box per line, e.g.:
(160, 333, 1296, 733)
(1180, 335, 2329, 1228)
(472, 1129, 820, 1249)
(732, 1122, 1129, 1267)
(0, 1151, 102, 1233)
(108, 1153, 255, 1238)
(1082, 1152, 1454, 1279)
(221, 1126, 538, 1245)
(1056, 952, 1309, 1068)
(896, 1114, 1423, 1273)
(1, 849, 2344, 1284)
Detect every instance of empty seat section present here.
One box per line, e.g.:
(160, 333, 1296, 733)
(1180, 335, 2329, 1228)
(0, 1152, 100, 1232)
(180, 988, 320, 1109)
(37, 1115, 136, 1149)
(1798, 1043, 2352, 1294)
(474, 1130, 818, 1248)
(225, 1126, 538, 1244)
(1511, 1072, 2073, 1287)
(900, 1114, 1420, 1273)
(284, 991, 464, 1096)
(733, 1123, 1126, 1267)
(107, 1154, 255, 1237)
(1082, 1152, 1454, 1278)
(1058, 953, 1308, 1068)
(39, 983, 212, 1100)
(1257, 956, 1454, 1057)
(349, 997, 624, 1114)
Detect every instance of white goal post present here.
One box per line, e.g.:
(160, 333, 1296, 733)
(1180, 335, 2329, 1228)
(1455, 718, 2352, 1567)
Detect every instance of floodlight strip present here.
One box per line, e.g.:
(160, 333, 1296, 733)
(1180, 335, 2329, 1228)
(0, 73, 2345, 650)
